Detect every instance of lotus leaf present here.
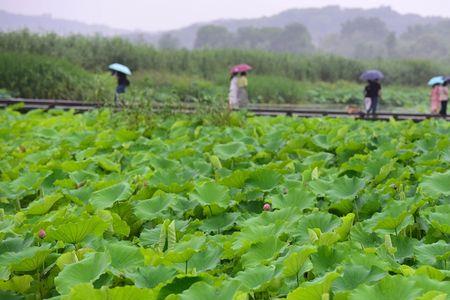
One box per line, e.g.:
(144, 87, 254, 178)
(54, 252, 110, 294)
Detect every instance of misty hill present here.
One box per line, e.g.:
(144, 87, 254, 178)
(145, 6, 446, 48)
(0, 10, 129, 36)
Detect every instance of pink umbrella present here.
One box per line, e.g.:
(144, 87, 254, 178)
(230, 64, 253, 74)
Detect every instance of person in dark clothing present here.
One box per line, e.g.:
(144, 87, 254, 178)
(112, 71, 130, 105)
(364, 79, 382, 115)
(440, 80, 448, 116)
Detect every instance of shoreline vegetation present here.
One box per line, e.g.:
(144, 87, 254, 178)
(0, 31, 448, 110)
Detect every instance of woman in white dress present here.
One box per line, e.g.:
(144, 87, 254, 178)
(228, 72, 239, 110)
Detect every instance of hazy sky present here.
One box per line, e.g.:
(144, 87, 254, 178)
(1, 0, 450, 32)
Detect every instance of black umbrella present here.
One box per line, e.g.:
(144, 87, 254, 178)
(360, 70, 384, 81)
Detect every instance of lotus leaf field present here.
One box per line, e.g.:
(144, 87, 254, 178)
(0, 108, 449, 300)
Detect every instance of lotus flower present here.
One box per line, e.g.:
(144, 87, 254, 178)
(38, 229, 46, 239)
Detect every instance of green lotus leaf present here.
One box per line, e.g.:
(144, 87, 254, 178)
(414, 241, 450, 266)
(69, 170, 99, 186)
(423, 205, 450, 234)
(287, 271, 340, 300)
(234, 265, 275, 291)
(149, 169, 193, 187)
(46, 216, 108, 244)
(420, 170, 450, 196)
(165, 248, 196, 264)
(373, 214, 414, 234)
(349, 275, 422, 300)
(0, 291, 23, 300)
(56, 250, 81, 270)
(90, 182, 132, 209)
(363, 157, 392, 178)
(213, 142, 248, 160)
(54, 252, 110, 294)
(309, 176, 364, 201)
(294, 212, 341, 242)
(110, 212, 130, 237)
(301, 152, 335, 169)
(334, 213, 355, 241)
(391, 235, 419, 261)
(416, 291, 448, 300)
(25, 193, 63, 215)
(219, 169, 250, 189)
(190, 182, 231, 208)
(0, 237, 33, 254)
(126, 265, 177, 288)
(66, 185, 94, 205)
(106, 285, 156, 299)
(180, 281, 240, 300)
(0, 275, 33, 294)
(93, 157, 121, 173)
(133, 195, 171, 221)
(10, 171, 51, 193)
(312, 134, 335, 150)
(409, 275, 450, 296)
(272, 188, 316, 210)
(283, 246, 317, 278)
(415, 265, 446, 281)
(157, 275, 203, 300)
(106, 242, 144, 271)
(310, 246, 345, 275)
(0, 245, 51, 272)
(247, 168, 281, 191)
(63, 283, 156, 300)
(199, 212, 239, 233)
(333, 265, 386, 291)
(158, 220, 177, 252)
(188, 246, 221, 272)
(240, 236, 285, 268)
(0, 267, 10, 281)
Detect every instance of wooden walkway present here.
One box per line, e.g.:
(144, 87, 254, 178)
(1, 98, 448, 122)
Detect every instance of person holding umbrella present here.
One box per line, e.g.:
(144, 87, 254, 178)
(109, 63, 131, 105)
(428, 76, 444, 114)
(228, 71, 239, 110)
(237, 71, 249, 108)
(229, 64, 252, 109)
(361, 70, 383, 116)
(440, 77, 449, 116)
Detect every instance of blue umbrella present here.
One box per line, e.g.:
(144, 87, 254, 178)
(428, 76, 444, 86)
(445, 76, 450, 83)
(360, 70, 384, 81)
(108, 63, 132, 75)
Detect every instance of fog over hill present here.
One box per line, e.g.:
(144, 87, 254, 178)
(0, 6, 450, 59)
(0, 10, 129, 36)
(144, 6, 446, 48)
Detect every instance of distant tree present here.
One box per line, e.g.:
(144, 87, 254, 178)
(235, 27, 281, 50)
(194, 25, 233, 49)
(269, 23, 314, 54)
(385, 33, 397, 57)
(341, 17, 390, 39)
(321, 17, 395, 59)
(397, 21, 450, 59)
(158, 33, 180, 50)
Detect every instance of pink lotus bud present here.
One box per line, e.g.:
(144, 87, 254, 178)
(263, 203, 271, 211)
(38, 229, 46, 239)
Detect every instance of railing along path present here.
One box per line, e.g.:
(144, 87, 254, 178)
(0, 98, 448, 122)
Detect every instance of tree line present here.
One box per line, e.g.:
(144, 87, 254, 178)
(158, 17, 450, 61)
(1, 30, 449, 86)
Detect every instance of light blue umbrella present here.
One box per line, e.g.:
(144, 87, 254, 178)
(428, 76, 444, 86)
(360, 70, 384, 81)
(108, 63, 132, 75)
